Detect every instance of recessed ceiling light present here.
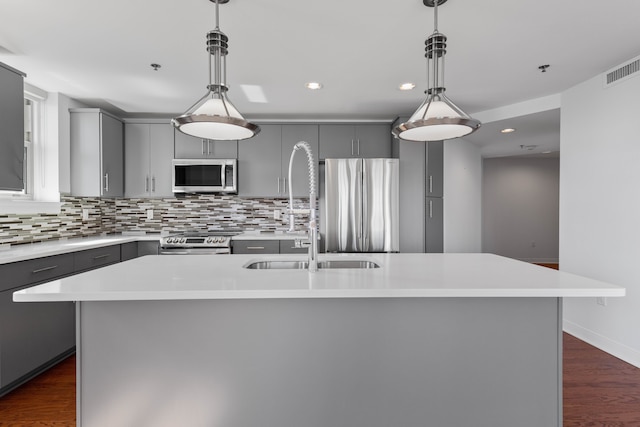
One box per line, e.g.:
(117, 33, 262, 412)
(305, 82, 323, 90)
(399, 83, 416, 91)
(500, 128, 516, 134)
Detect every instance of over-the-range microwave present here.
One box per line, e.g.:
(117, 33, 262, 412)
(172, 159, 237, 194)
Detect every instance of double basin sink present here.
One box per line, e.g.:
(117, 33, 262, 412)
(244, 260, 380, 270)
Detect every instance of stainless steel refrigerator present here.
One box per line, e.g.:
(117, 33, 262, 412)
(324, 158, 399, 252)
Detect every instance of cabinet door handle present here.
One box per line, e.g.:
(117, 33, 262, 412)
(277, 177, 281, 194)
(351, 139, 355, 156)
(283, 177, 287, 194)
(93, 254, 110, 260)
(104, 173, 110, 193)
(429, 200, 433, 218)
(151, 176, 156, 192)
(429, 175, 433, 194)
(145, 176, 149, 192)
(357, 139, 361, 156)
(202, 139, 207, 155)
(208, 140, 213, 155)
(247, 246, 265, 250)
(32, 265, 58, 274)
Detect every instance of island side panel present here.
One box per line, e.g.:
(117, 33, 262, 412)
(77, 298, 561, 427)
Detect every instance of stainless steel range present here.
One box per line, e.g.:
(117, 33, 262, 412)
(160, 231, 241, 255)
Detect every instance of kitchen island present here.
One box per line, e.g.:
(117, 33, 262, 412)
(14, 253, 624, 427)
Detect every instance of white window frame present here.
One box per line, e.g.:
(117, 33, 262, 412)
(0, 84, 61, 214)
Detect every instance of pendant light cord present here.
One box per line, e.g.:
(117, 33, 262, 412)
(433, 0, 439, 33)
(214, 0, 220, 30)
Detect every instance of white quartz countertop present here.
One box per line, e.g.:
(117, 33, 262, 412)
(13, 253, 625, 302)
(0, 234, 162, 265)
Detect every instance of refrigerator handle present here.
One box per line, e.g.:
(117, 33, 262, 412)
(361, 161, 368, 251)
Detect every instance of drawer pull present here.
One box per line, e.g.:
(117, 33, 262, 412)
(247, 246, 265, 250)
(93, 254, 111, 260)
(32, 265, 58, 274)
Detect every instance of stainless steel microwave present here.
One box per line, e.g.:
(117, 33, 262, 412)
(172, 159, 237, 194)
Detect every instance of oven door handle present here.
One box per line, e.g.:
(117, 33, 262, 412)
(160, 248, 231, 255)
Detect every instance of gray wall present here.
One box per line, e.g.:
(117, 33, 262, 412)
(444, 139, 482, 252)
(482, 156, 559, 263)
(560, 66, 640, 367)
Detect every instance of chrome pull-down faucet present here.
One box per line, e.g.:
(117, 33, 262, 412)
(287, 141, 318, 273)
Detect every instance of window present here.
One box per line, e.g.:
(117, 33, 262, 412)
(0, 94, 38, 198)
(0, 84, 61, 214)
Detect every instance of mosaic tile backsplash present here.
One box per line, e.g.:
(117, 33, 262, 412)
(0, 195, 312, 246)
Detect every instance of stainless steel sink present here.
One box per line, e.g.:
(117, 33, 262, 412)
(244, 260, 380, 270)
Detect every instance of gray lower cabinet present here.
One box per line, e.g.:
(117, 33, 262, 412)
(70, 108, 124, 198)
(0, 62, 26, 191)
(232, 239, 308, 254)
(232, 240, 280, 254)
(174, 130, 238, 159)
(122, 241, 160, 261)
(0, 241, 156, 395)
(124, 123, 174, 198)
(238, 124, 319, 197)
(138, 241, 160, 257)
(319, 124, 391, 159)
(0, 253, 76, 394)
(279, 240, 308, 254)
(121, 242, 138, 262)
(74, 245, 121, 272)
(426, 197, 444, 253)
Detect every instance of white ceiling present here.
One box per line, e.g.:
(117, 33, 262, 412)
(2, 0, 640, 155)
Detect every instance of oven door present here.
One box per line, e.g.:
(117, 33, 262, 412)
(159, 247, 231, 255)
(172, 159, 237, 193)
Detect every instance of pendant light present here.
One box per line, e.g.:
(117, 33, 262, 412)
(393, 0, 480, 142)
(172, 0, 260, 141)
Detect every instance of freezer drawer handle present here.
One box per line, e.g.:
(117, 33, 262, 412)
(32, 265, 58, 274)
(93, 254, 111, 260)
(246, 246, 265, 250)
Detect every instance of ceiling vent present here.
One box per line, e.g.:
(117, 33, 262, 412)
(603, 55, 640, 88)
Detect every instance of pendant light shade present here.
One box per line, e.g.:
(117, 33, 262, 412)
(172, 0, 260, 141)
(393, 0, 480, 142)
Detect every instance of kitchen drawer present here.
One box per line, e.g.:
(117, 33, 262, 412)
(279, 240, 308, 254)
(74, 245, 121, 272)
(0, 253, 75, 292)
(232, 240, 279, 254)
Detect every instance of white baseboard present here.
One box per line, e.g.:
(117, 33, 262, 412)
(563, 320, 640, 368)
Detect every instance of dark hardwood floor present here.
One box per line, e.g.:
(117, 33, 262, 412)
(1, 334, 639, 426)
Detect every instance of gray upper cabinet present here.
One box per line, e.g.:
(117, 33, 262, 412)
(238, 124, 318, 197)
(238, 125, 282, 197)
(319, 124, 391, 159)
(426, 140, 443, 198)
(174, 130, 238, 159)
(125, 123, 174, 198)
(0, 62, 25, 191)
(70, 108, 124, 198)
